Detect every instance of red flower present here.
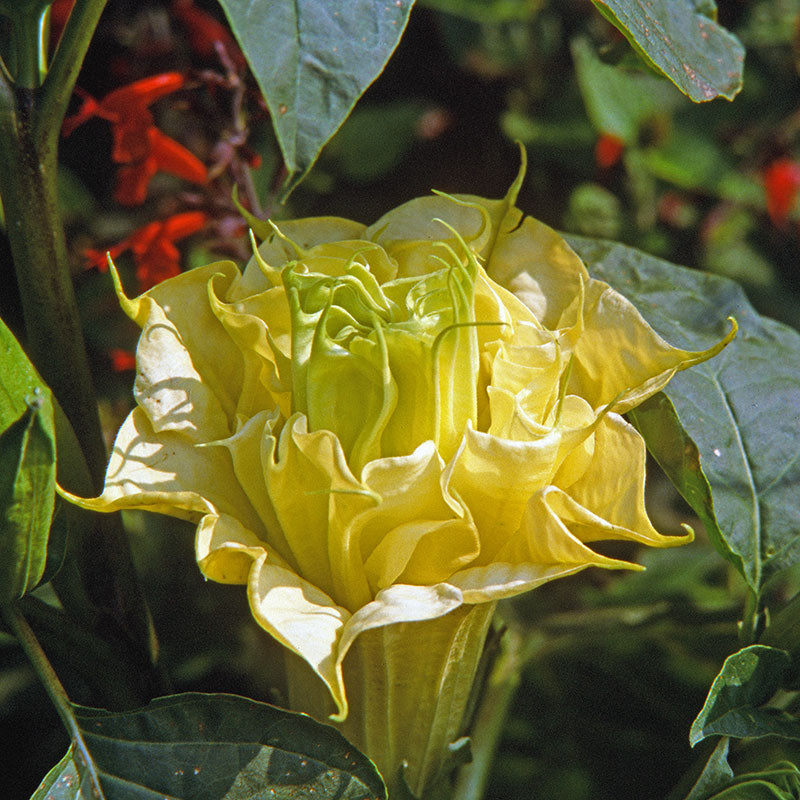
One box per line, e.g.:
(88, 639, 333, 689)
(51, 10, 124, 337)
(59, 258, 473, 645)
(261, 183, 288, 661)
(595, 133, 625, 169)
(109, 348, 137, 372)
(763, 158, 800, 226)
(63, 74, 207, 206)
(172, 0, 246, 71)
(85, 211, 209, 290)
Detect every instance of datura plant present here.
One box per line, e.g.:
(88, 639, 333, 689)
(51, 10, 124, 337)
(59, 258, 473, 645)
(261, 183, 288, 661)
(65, 163, 734, 798)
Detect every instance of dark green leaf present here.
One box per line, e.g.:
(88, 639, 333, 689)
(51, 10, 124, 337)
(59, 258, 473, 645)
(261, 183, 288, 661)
(30, 749, 94, 800)
(216, 0, 415, 193)
(690, 645, 799, 746)
(0, 0, 53, 19)
(682, 738, 734, 800)
(590, 0, 744, 102)
(0, 401, 55, 603)
(703, 762, 800, 800)
(572, 36, 680, 142)
(625, 392, 728, 574)
(33, 693, 386, 799)
(571, 236, 800, 596)
(639, 127, 765, 207)
(324, 100, 426, 183)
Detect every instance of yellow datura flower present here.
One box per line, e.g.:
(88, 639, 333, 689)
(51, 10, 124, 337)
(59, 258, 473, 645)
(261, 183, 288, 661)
(68, 165, 733, 796)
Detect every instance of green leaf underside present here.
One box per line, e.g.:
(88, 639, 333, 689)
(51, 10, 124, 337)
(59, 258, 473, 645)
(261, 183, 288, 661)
(682, 738, 734, 800)
(0, 318, 57, 602)
(571, 36, 680, 142)
(685, 758, 800, 800)
(0, 403, 55, 602)
(590, 0, 744, 102)
(689, 646, 800, 746)
(32, 693, 385, 800)
(571, 235, 800, 596)
(710, 763, 800, 799)
(30, 750, 89, 800)
(217, 0, 415, 192)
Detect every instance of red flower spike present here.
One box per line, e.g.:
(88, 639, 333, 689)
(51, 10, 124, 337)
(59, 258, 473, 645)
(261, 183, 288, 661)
(764, 158, 800, 226)
(113, 129, 207, 207)
(172, 0, 246, 71)
(102, 73, 187, 114)
(109, 348, 137, 372)
(147, 127, 208, 184)
(595, 132, 625, 169)
(63, 73, 204, 206)
(84, 212, 210, 290)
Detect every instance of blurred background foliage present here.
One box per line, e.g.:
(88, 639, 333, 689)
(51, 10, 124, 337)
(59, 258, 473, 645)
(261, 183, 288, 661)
(3, 0, 800, 797)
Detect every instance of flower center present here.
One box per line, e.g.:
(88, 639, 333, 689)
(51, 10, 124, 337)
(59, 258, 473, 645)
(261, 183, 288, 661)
(284, 231, 482, 473)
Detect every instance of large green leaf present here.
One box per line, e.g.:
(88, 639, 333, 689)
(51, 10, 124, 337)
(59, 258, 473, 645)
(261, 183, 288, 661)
(0, 318, 57, 603)
(690, 645, 800, 746)
(0, 402, 55, 603)
(572, 36, 680, 142)
(30, 750, 92, 800)
(31, 693, 386, 800)
(570, 236, 800, 596)
(590, 0, 744, 102)
(216, 0, 414, 192)
(682, 738, 734, 800)
(705, 763, 800, 800)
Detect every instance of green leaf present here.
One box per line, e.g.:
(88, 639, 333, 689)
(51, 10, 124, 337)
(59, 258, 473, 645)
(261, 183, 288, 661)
(30, 749, 93, 800)
(571, 236, 800, 596)
(571, 36, 680, 142)
(0, 401, 56, 603)
(0, 0, 52, 19)
(706, 762, 800, 799)
(216, 0, 415, 193)
(32, 693, 386, 800)
(682, 738, 734, 800)
(639, 127, 765, 207)
(324, 100, 426, 183)
(590, 0, 745, 102)
(0, 315, 59, 603)
(625, 392, 729, 577)
(690, 645, 800, 746)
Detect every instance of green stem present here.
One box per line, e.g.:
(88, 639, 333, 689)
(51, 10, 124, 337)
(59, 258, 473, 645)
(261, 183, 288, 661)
(3, 602, 106, 798)
(9, 11, 45, 89)
(0, 0, 160, 700)
(38, 0, 108, 145)
(451, 627, 532, 800)
(739, 589, 761, 646)
(0, 90, 107, 490)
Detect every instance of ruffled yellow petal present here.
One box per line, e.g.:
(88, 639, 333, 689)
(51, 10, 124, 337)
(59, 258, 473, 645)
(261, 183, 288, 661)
(208, 274, 293, 421)
(568, 281, 736, 412)
(247, 556, 351, 718)
(238, 217, 368, 296)
(195, 512, 272, 584)
(444, 405, 603, 563)
(265, 414, 373, 612)
(113, 261, 244, 435)
(485, 214, 589, 330)
(62, 408, 264, 537)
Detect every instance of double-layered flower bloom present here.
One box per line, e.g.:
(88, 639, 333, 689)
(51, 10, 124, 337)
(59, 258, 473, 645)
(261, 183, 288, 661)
(70, 168, 733, 796)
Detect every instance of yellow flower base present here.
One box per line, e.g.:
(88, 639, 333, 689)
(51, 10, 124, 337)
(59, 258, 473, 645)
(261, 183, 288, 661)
(285, 601, 496, 798)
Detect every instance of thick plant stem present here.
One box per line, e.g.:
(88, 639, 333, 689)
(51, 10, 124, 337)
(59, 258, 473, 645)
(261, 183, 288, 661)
(451, 627, 527, 800)
(0, 96, 108, 490)
(3, 603, 105, 798)
(0, 0, 160, 702)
